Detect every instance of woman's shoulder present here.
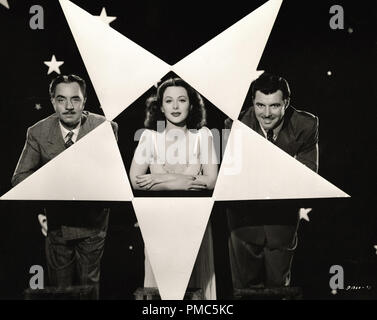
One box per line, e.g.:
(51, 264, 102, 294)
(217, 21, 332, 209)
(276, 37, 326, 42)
(139, 128, 158, 140)
(136, 129, 159, 152)
(197, 126, 214, 138)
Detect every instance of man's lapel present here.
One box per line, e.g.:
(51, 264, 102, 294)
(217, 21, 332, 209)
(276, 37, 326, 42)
(46, 112, 91, 155)
(275, 106, 298, 156)
(241, 107, 264, 137)
(77, 112, 90, 141)
(47, 117, 66, 155)
(242, 105, 299, 156)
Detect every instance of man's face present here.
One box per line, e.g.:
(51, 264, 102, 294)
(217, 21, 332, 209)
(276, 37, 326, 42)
(253, 90, 287, 131)
(51, 82, 85, 129)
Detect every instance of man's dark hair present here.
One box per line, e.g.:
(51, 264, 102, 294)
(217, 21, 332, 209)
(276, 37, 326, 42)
(144, 77, 206, 130)
(250, 72, 291, 101)
(49, 74, 87, 99)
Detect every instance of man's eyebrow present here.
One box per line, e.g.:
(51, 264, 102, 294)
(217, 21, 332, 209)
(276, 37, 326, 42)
(55, 95, 66, 99)
(71, 96, 82, 99)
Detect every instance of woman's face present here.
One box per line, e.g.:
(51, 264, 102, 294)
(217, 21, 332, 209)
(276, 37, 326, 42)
(161, 86, 191, 127)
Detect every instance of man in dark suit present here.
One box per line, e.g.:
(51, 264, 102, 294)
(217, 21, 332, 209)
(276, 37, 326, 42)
(225, 73, 319, 289)
(12, 74, 118, 299)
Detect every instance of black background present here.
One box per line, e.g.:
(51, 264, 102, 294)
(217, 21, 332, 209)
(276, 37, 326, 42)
(0, 0, 376, 299)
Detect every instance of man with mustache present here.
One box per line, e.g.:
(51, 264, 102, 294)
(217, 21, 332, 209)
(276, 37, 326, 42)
(12, 74, 118, 299)
(225, 73, 319, 292)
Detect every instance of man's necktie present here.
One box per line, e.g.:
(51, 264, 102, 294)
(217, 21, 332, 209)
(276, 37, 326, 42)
(65, 131, 74, 148)
(267, 129, 274, 143)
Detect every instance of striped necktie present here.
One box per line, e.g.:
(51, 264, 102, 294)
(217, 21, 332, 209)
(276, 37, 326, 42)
(65, 131, 74, 148)
(267, 129, 274, 143)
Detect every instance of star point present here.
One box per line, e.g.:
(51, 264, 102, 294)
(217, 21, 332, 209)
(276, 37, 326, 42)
(44, 55, 64, 75)
(0, 0, 9, 9)
(96, 7, 116, 25)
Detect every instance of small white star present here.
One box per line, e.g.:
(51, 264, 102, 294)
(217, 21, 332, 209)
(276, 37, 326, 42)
(348, 27, 353, 34)
(374, 245, 377, 255)
(44, 55, 64, 75)
(299, 208, 312, 222)
(96, 7, 116, 25)
(327, 71, 332, 76)
(35, 103, 42, 110)
(0, 0, 9, 9)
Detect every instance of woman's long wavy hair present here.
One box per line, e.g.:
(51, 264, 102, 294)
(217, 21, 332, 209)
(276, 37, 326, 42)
(144, 77, 207, 130)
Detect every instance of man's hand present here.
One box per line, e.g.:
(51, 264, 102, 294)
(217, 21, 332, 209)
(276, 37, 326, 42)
(38, 214, 48, 236)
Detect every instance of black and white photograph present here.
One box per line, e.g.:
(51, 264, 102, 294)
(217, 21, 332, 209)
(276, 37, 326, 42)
(0, 0, 376, 307)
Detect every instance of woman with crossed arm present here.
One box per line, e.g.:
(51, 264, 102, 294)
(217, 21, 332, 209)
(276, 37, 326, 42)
(130, 77, 218, 299)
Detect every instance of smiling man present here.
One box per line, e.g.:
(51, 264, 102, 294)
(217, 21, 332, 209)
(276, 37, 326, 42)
(225, 73, 319, 291)
(12, 74, 118, 299)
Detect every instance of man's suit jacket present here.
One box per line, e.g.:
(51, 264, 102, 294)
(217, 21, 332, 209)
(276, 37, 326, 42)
(12, 111, 119, 239)
(238, 105, 319, 173)
(225, 105, 319, 227)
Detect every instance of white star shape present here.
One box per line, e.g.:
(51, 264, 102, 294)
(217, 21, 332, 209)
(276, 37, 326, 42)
(96, 7, 116, 25)
(4, 0, 349, 300)
(374, 245, 377, 255)
(35, 103, 42, 110)
(299, 208, 312, 222)
(0, 0, 9, 9)
(44, 55, 64, 75)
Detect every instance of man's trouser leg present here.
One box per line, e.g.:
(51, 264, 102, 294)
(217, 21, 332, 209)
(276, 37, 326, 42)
(264, 223, 298, 287)
(75, 230, 106, 299)
(45, 230, 76, 288)
(228, 226, 266, 289)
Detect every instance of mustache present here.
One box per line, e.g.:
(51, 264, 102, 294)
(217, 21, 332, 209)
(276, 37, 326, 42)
(63, 111, 76, 115)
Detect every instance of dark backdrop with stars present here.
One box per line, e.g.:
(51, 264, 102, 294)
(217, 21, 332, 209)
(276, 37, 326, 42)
(0, 0, 376, 299)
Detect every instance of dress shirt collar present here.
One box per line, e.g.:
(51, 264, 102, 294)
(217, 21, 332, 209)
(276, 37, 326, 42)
(258, 118, 284, 141)
(59, 120, 81, 143)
